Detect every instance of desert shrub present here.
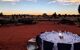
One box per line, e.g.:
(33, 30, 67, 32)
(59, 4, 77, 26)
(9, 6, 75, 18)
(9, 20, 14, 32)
(58, 18, 75, 25)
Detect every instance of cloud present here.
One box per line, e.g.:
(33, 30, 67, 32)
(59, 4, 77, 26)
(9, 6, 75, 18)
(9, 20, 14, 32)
(49, 0, 80, 5)
(26, 0, 37, 2)
(1, 0, 37, 2)
(1, 0, 20, 2)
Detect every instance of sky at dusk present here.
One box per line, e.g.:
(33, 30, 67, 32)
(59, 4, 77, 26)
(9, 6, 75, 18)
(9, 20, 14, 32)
(0, 0, 80, 15)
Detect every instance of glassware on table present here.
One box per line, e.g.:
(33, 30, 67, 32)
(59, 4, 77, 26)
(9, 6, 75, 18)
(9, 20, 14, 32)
(59, 32, 64, 39)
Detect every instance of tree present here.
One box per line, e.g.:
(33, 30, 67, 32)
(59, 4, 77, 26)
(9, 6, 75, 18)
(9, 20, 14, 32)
(42, 13, 49, 18)
(42, 13, 48, 17)
(78, 4, 80, 14)
(51, 12, 57, 18)
(0, 12, 3, 16)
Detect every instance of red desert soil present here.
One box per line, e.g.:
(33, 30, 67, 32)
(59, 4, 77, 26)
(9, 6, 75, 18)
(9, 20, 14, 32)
(0, 21, 80, 50)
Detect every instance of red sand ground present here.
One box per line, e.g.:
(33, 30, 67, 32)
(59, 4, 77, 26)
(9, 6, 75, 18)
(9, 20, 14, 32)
(0, 21, 80, 50)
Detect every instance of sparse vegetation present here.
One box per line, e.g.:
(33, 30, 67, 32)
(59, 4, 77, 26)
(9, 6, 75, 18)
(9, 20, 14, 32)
(0, 12, 80, 26)
(76, 18, 80, 27)
(58, 18, 75, 25)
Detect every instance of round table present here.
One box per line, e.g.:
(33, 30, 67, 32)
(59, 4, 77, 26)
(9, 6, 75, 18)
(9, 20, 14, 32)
(40, 31, 80, 50)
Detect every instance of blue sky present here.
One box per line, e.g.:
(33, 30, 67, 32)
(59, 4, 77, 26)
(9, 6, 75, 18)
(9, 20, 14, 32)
(0, 0, 80, 15)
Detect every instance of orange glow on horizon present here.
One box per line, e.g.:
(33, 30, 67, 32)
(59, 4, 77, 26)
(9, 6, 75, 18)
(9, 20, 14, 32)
(2, 10, 79, 15)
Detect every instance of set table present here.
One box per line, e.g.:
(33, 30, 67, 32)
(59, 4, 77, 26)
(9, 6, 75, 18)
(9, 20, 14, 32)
(40, 31, 80, 50)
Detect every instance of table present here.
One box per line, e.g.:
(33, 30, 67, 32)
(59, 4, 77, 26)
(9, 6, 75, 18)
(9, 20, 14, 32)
(40, 31, 80, 50)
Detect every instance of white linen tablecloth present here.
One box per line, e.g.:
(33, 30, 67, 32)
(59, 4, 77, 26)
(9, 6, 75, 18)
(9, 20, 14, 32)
(40, 31, 80, 50)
